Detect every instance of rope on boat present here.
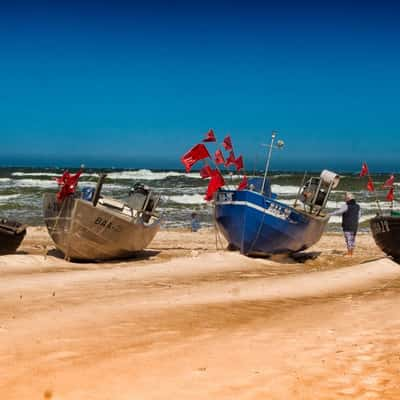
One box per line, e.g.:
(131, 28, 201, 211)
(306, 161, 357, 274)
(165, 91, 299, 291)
(213, 202, 225, 251)
(247, 196, 268, 255)
(43, 197, 68, 259)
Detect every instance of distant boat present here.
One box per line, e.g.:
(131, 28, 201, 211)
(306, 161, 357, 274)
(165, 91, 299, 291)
(370, 214, 400, 260)
(214, 131, 339, 256)
(43, 174, 161, 261)
(0, 219, 27, 255)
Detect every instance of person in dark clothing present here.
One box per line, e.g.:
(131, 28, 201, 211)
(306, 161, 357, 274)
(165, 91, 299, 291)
(329, 192, 361, 256)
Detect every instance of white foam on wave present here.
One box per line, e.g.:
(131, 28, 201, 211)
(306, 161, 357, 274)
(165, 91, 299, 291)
(271, 184, 300, 195)
(325, 200, 392, 210)
(107, 169, 200, 180)
(12, 172, 57, 177)
(10, 179, 57, 188)
(4, 179, 99, 189)
(12, 171, 99, 178)
(0, 194, 20, 203)
(0, 178, 11, 182)
(271, 174, 293, 178)
(328, 214, 375, 224)
(167, 194, 206, 205)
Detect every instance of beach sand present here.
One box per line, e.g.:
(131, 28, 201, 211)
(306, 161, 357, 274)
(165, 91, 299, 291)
(1, 227, 400, 399)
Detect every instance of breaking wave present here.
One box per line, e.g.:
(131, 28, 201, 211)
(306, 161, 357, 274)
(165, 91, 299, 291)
(329, 214, 375, 224)
(9, 179, 57, 188)
(167, 194, 206, 204)
(325, 200, 390, 211)
(0, 194, 21, 203)
(271, 184, 300, 195)
(10, 169, 202, 181)
(106, 169, 200, 180)
(12, 171, 99, 178)
(2, 179, 102, 189)
(12, 172, 58, 177)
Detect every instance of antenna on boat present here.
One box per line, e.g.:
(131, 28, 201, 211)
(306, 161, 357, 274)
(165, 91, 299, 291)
(261, 131, 284, 193)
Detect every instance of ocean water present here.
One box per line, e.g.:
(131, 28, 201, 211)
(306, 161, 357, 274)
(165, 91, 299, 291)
(0, 167, 395, 230)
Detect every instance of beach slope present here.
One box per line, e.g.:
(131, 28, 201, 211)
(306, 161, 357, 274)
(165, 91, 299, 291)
(1, 228, 399, 399)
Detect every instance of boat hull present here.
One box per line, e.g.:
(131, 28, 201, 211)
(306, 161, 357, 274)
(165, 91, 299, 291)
(0, 219, 27, 255)
(43, 194, 160, 261)
(370, 216, 400, 260)
(215, 189, 329, 256)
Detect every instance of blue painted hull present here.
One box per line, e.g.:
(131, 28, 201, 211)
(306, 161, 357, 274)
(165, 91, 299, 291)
(215, 189, 329, 256)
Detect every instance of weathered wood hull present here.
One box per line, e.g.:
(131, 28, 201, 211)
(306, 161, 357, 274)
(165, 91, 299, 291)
(0, 219, 27, 255)
(43, 194, 160, 261)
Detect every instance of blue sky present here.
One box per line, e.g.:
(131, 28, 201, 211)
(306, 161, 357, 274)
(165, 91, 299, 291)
(1, 1, 400, 171)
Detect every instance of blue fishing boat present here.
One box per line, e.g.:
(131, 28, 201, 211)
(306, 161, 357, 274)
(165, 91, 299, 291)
(214, 132, 340, 256)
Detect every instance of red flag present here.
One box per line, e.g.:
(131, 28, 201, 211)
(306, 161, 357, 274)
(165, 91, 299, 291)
(238, 175, 248, 190)
(200, 164, 213, 179)
(360, 162, 369, 177)
(202, 129, 216, 143)
(55, 170, 70, 186)
(56, 169, 83, 202)
(383, 174, 395, 188)
(181, 144, 211, 172)
(234, 155, 244, 171)
(225, 151, 236, 167)
(386, 187, 395, 202)
(205, 169, 225, 201)
(222, 135, 233, 151)
(214, 149, 225, 165)
(367, 176, 375, 192)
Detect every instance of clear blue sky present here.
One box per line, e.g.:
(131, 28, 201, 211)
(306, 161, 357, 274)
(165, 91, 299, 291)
(1, 0, 399, 171)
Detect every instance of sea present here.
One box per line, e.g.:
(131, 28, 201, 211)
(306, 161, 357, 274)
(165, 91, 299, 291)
(0, 167, 396, 231)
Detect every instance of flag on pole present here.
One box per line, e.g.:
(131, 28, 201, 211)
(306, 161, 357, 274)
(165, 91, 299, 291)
(222, 135, 233, 152)
(200, 164, 213, 179)
(367, 176, 375, 192)
(360, 162, 369, 177)
(205, 169, 225, 201)
(234, 155, 244, 171)
(225, 151, 236, 167)
(238, 175, 248, 190)
(56, 169, 83, 202)
(214, 149, 225, 165)
(386, 187, 395, 202)
(202, 129, 216, 143)
(180, 144, 211, 172)
(383, 174, 395, 188)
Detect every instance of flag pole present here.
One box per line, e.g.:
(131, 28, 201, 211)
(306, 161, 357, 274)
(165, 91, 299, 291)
(365, 164, 382, 215)
(261, 131, 277, 194)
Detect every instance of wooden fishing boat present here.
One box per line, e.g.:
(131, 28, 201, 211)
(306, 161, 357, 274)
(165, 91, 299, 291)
(0, 219, 27, 255)
(370, 214, 400, 260)
(43, 174, 161, 261)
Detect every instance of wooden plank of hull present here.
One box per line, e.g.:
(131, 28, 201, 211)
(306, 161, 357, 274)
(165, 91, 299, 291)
(43, 194, 160, 260)
(370, 216, 400, 260)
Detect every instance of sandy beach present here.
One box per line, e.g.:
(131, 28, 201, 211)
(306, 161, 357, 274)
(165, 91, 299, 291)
(1, 227, 400, 399)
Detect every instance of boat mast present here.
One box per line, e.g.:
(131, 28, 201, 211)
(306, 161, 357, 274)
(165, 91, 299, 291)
(261, 131, 277, 194)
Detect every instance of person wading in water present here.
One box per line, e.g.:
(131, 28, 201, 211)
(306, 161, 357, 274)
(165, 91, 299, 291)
(329, 192, 361, 256)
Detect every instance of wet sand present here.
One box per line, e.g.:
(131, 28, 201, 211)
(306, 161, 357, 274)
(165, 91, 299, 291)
(1, 227, 400, 399)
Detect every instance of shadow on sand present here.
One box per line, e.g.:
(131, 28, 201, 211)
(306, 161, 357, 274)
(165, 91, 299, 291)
(46, 248, 160, 264)
(229, 246, 323, 264)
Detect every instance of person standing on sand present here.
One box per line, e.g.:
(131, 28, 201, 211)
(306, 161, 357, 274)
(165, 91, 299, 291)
(191, 212, 201, 232)
(329, 192, 361, 256)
